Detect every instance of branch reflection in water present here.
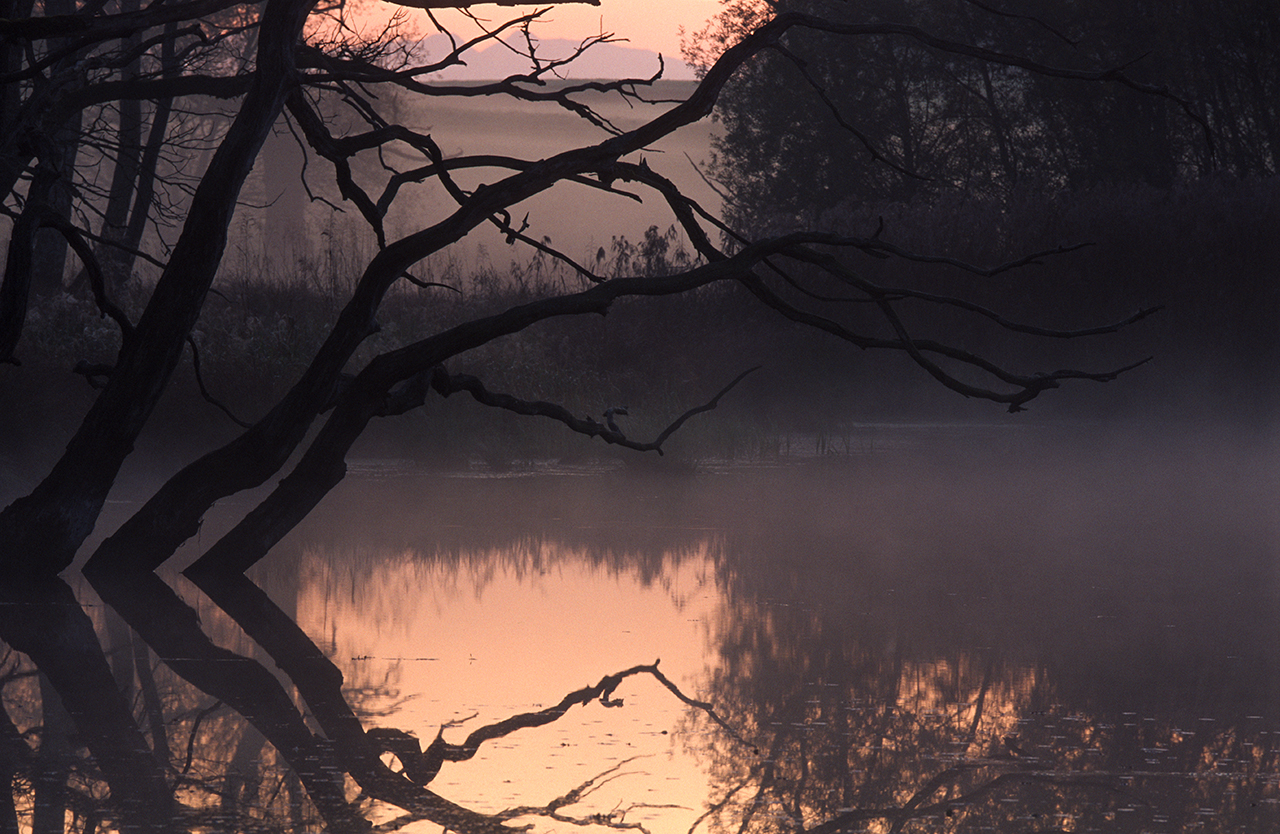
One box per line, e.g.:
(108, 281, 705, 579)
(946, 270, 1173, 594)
(0, 425, 1277, 833)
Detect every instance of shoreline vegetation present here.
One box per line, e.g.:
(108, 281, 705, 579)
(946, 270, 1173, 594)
(3, 174, 1276, 495)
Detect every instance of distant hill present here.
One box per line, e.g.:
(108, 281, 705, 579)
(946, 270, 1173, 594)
(411, 34, 696, 81)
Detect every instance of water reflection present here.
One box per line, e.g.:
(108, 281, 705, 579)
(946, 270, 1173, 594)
(0, 426, 1277, 832)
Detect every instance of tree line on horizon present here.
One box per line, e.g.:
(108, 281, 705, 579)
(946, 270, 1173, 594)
(674, 0, 1278, 421)
(685, 0, 1278, 231)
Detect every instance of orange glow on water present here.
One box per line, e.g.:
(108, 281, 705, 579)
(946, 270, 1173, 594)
(294, 543, 723, 833)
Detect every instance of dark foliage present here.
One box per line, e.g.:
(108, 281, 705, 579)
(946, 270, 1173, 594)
(687, 0, 1279, 233)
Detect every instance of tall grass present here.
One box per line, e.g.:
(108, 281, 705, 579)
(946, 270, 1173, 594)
(5, 177, 1276, 480)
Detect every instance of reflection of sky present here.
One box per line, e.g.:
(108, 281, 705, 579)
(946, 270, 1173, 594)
(295, 547, 721, 833)
(265, 424, 1280, 831)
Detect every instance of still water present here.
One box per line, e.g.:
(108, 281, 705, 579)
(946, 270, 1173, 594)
(2, 423, 1278, 832)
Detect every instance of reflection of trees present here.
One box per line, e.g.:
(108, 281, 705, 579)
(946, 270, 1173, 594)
(0, 572, 726, 833)
(265, 472, 730, 647)
(686, 575, 1280, 833)
(279, 470, 727, 587)
(0, 579, 173, 832)
(93, 571, 371, 831)
(2, 458, 1276, 832)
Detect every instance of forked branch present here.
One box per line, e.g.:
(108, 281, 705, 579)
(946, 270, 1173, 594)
(430, 366, 761, 455)
(369, 661, 747, 789)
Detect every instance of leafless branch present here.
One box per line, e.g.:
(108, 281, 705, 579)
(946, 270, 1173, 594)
(778, 242, 1164, 337)
(806, 765, 1148, 834)
(430, 366, 760, 456)
(33, 205, 136, 342)
(735, 270, 1149, 412)
(769, 42, 927, 182)
(177, 700, 224, 777)
(186, 335, 252, 428)
(962, 0, 1080, 47)
(367, 660, 748, 793)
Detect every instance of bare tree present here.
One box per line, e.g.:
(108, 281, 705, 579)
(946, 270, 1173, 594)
(0, 0, 1171, 582)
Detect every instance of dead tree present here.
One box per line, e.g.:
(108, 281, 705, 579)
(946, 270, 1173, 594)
(0, 1, 1184, 579)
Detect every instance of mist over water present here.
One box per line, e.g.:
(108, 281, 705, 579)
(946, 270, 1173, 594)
(235, 421, 1278, 831)
(2, 0, 1276, 828)
(2, 420, 1275, 830)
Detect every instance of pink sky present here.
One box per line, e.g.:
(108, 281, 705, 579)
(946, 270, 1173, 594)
(383, 0, 725, 63)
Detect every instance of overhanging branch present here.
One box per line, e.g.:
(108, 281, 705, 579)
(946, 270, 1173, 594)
(430, 365, 761, 456)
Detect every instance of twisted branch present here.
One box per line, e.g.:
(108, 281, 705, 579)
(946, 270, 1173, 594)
(369, 661, 746, 788)
(430, 366, 760, 456)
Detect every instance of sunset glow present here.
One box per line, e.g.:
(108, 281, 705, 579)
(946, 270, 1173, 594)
(377, 0, 724, 63)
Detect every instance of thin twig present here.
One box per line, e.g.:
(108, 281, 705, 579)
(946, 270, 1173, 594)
(186, 335, 252, 427)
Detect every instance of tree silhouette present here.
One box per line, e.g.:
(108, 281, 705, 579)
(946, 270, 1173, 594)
(687, 0, 1268, 233)
(0, 0, 1173, 579)
(0, 570, 748, 832)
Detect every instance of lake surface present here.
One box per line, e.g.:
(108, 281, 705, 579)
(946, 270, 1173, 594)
(2, 422, 1278, 832)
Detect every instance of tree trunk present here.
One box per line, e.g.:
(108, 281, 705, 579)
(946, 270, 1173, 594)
(262, 114, 309, 265)
(29, 116, 81, 297)
(133, 638, 173, 765)
(0, 579, 173, 832)
(31, 675, 72, 834)
(0, 163, 58, 363)
(0, 0, 318, 577)
(0, 701, 24, 834)
(94, 0, 144, 292)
